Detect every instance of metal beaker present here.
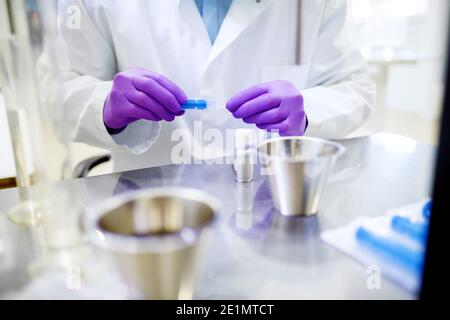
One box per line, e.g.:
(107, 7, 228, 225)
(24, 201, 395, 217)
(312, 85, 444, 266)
(258, 137, 345, 217)
(84, 188, 219, 300)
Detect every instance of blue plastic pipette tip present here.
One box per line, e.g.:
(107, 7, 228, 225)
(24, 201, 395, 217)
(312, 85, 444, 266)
(391, 215, 428, 242)
(355, 226, 424, 273)
(181, 99, 208, 110)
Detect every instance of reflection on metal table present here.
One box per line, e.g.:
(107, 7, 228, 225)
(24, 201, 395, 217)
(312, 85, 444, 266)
(0, 133, 436, 299)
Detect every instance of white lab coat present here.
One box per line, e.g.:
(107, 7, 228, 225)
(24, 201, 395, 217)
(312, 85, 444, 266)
(57, 0, 375, 172)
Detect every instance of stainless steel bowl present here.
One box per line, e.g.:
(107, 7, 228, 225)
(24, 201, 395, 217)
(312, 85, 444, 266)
(258, 137, 345, 217)
(84, 188, 219, 300)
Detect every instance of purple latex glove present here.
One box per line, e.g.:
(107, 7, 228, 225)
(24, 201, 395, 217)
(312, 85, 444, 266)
(103, 67, 187, 130)
(226, 80, 307, 136)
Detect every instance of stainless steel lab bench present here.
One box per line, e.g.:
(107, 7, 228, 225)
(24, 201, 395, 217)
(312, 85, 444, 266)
(0, 133, 436, 299)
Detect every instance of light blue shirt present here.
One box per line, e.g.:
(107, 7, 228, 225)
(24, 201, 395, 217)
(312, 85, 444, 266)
(194, 0, 233, 44)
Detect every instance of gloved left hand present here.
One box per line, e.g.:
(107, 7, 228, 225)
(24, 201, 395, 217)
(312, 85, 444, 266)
(226, 80, 307, 136)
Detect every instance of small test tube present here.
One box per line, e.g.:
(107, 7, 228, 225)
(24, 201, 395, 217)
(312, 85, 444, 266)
(181, 99, 222, 111)
(181, 99, 208, 110)
(233, 129, 255, 183)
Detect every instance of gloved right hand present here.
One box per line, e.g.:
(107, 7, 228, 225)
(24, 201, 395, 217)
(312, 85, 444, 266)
(103, 67, 187, 131)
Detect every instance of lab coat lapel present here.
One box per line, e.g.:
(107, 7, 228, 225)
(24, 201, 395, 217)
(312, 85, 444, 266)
(206, 0, 273, 66)
(177, 0, 212, 49)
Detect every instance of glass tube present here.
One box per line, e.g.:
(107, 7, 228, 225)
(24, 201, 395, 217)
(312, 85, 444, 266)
(0, 0, 49, 225)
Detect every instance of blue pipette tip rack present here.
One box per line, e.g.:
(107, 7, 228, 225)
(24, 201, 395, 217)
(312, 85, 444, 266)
(181, 99, 208, 110)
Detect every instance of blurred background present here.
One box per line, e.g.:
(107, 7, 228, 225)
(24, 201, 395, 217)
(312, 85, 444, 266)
(0, 0, 449, 184)
(348, 0, 448, 144)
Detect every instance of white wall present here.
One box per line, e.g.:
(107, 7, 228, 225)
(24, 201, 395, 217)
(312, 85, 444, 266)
(385, 0, 449, 120)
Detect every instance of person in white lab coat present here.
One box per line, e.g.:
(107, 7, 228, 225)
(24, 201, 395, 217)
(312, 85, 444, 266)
(57, 0, 375, 172)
